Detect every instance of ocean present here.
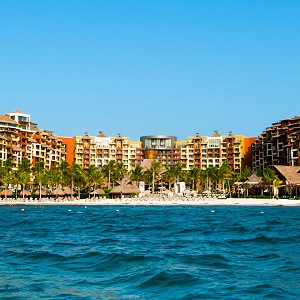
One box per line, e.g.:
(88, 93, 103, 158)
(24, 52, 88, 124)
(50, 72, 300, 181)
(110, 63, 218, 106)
(0, 205, 299, 299)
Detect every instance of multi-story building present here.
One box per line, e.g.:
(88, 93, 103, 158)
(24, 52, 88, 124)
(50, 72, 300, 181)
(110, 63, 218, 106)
(70, 132, 142, 171)
(176, 131, 251, 174)
(66, 131, 252, 173)
(138, 133, 251, 174)
(140, 135, 179, 168)
(0, 110, 66, 169)
(252, 116, 300, 172)
(0, 109, 257, 173)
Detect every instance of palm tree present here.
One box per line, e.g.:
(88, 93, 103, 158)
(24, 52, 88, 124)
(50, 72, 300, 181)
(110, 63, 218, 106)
(190, 167, 201, 191)
(46, 168, 62, 193)
(241, 166, 252, 181)
(171, 163, 182, 186)
(0, 166, 14, 201)
(149, 160, 162, 194)
(19, 158, 32, 172)
(163, 168, 176, 191)
(217, 162, 233, 196)
(102, 160, 116, 188)
(57, 160, 70, 188)
(33, 161, 46, 200)
(272, 178, 283, 199)
(205, 166, 218, 192)
(86, 166, 106, 199)
(0, 157, 14, 200)
(114, 163, 127, 183)
(198, 169, 207, 192)
(14, 169, 31, 200)
(4, 157, 14, 173)
(263, 167, 277, 198)
(130, 165, 144, 187)
(242, 182, 250, 197)
(180, 170, 192, 191)
(68, 163, 84, 200)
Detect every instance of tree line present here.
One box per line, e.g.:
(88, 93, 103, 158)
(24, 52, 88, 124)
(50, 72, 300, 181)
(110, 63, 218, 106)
(0, 158, 282, 200)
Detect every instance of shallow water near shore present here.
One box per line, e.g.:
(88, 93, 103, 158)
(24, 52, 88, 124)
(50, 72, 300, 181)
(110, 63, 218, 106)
(0, 205, 299, 299)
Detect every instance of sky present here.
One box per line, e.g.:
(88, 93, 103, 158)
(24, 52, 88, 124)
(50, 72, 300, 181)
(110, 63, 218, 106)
(0, 0, 299, 141)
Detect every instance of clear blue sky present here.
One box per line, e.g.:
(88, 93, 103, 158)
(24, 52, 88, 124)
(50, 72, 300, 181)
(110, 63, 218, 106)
(0, 0, 299, 140)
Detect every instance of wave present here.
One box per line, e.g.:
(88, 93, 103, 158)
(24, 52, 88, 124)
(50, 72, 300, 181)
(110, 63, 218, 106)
(227, 235, 290, 244)
(138, 270, 199, 289)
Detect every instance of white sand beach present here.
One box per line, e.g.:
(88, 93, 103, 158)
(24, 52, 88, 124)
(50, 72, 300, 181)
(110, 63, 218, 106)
(0, 196, 300, 206)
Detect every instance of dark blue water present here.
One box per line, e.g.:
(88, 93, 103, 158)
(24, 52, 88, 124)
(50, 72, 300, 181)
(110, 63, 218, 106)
(0, 205, 299, 299)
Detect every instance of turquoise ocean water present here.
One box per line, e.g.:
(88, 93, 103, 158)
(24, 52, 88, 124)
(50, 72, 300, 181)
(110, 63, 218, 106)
(0, 205, 299, 299)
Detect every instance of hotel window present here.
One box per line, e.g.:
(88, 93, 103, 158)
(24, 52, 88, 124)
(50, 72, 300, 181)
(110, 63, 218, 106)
(208, 138, 221, 148)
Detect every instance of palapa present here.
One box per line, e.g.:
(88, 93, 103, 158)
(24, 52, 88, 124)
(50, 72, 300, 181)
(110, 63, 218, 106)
(273, 165, 300, 186)
(63, 187, 73, 195)
(0, 189, 12, 196)
(18, 190, 31, 196)
(246, 174, 263, 185)
(110, 175, 140, 196)
(52, 186, 65, 196)
(92, 188, 105, 195)
(34, 187, 49, 196)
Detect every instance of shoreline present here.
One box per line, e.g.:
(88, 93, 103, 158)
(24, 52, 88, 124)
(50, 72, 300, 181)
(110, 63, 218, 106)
(1, 197, 300, 207)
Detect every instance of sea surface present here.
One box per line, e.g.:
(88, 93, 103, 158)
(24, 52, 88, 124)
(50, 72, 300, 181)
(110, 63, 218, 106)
(0, 205, 299, 299)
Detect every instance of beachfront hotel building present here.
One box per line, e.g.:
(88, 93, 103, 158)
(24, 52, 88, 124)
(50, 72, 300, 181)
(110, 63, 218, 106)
(3, 109, 299, 174)
(133, 133, 252, 174)
(59, 132, 254, 174)
(139, 135, 180, 168)
(252, 116, 300, 172)
(175, 131, 254, 174)
(62, 132, 143, 171)
(0, 110, 66, 169)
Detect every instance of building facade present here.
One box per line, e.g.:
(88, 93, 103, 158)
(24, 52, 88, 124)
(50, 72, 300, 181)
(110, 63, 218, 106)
(139, 135, 179, 168)
(176, 131, 252, 174)
(64, 131, 253, 174)
(1, 109, 264, 174)
(252, 116, 300, 172)
(0, 110, 66, 169)
(70, 132, 142, 171)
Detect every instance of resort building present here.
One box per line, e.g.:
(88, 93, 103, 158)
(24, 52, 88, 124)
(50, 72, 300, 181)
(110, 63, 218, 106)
(176, 131, 253, 174)
(139, 135, 179, 168)
(58, 131, 253, 174)
(0, 110, 66, 169)
(5, 109, 294, 175)
(68, 132, 142, 171)
(252, 116, 300, 172)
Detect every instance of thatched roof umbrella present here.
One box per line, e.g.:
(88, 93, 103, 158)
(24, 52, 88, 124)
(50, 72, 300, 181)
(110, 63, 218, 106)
(93, 188, 105, 195)
(52, 186, 65, 198)
(246, 174, 263, 185)
(34, 187, 49, 196)
(1, 189, 12, 200)
(110, 175, 141, 198)
(18, 190, 31, 197)
(63, 187, 72, 195)
(89, 187, 105, 200)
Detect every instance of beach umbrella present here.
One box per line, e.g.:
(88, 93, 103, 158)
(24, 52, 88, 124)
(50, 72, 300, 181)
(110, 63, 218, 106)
(34, 187, 49, 196)
(110, 183, 140, 195)
(52, 186, 65, 197)
(92, 188, 105, 195)
(0, 189, 12, 197)
(63, 187, 72, 195)
(18, 190, 31, 196)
